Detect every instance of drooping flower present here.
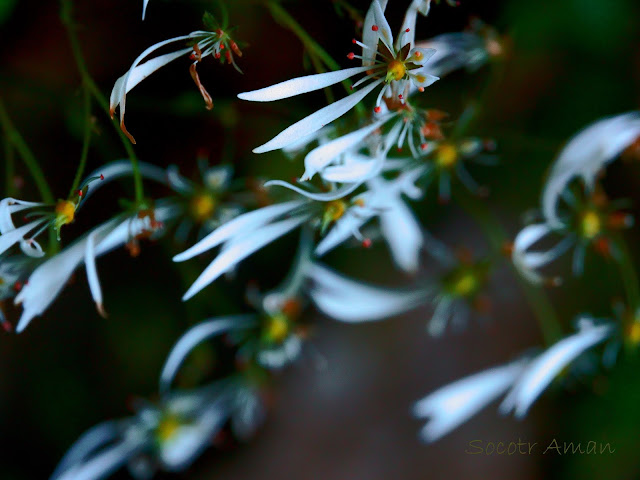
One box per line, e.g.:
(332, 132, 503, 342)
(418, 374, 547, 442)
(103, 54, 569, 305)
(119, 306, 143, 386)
(50, 387, 231, 480)
(237, 0, 438, 153)
(14, 205, 176, 332)
(542, 112, 640, 228)
(110, 12, 242, 143)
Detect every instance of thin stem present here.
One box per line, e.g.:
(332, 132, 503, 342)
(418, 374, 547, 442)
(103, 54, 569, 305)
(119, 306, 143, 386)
(455, 189, 563, 344)
(60, 0, 144, 203)
(0, 98, 55, 204)
(69, 86, 92, 197)
(266, 1, 366, 117)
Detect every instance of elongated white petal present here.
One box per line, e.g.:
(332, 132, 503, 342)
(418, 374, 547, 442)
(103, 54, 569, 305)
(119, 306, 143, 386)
(110, 48, 191, 113)
(379, 199, 423, 272)
(362, 0, 385, 65)
(142, 0, 149, 19)
(0, 198, 43, 233)
(409, 70, 439, 88)
(302, 118, 390, 180)
(85, 232, 105, 317)
(160, 316, 256, 393)
(415, 32, 488, 79)
(320, 155, 381, 183)
(499, 320, 613, 419)
(54, 440, 141, 480)
(0, 218, 48, 257)
(308, 263, 427, 322)
(237, 66, 370, 102)
(82, 160, 168, 203)
(253, 80, 383, 153)
(372, 0, 394, 51)
(182, 216, 308, 300)
(173, 201, 305, 262)
(51, 421, 121, 480)
(512, 223, 572, 284)
(542, 112, 640, 228)
(264, 180, 361, 201)
(413, 360, 525, 442)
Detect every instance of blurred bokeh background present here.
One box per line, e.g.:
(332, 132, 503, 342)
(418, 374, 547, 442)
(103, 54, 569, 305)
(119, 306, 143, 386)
(2, 0, 640, 479)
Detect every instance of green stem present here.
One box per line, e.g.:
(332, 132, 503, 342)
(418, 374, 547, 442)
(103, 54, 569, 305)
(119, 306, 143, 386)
(0, 98, 55, 204)
(455, 189, 563, 344)
(60, 0, 144, 203)
(69, 86, 92, 196)
(266, 1, 366, 117)
(613, 234, 640, 310)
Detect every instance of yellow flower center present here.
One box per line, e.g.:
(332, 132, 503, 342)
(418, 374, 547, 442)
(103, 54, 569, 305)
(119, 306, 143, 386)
(156, 415, 182, 443)
(189, 193, 216, 222)
(436, 144, 458, 168)
(581, 211, 601, 239)
(387, 60, 406, 82)
(55, 200, 76, 225)
(265, 313, 290, 344)
(453, 272, 478, 297)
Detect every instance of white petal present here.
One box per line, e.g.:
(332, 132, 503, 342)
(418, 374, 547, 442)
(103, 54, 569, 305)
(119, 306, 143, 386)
(173, 201, 305, 262)
(51, 421, 121, 480)
(409, 69, 440, 88)
(237, 66, 370, 102)
(407, 47, 437, 66)
(81, 160, 168, 203)
(315, 209, 371, 257)
(0, 218, 48, 257)
(379, 199, 423, 272)
(159, 316, 256, 393)
(182, 215, 308, 300)
(413, 360, 525, 442)
(308, 263, 427, 322)
(372, 0, 394, 51)
(499, 321, 613, 418)
(0, 198, 43, 233)
(54, 441, 140, 480)
(85, 231, 105, 317)
(542, 112, 640, 228)
(302, 118, 390, 180)
(264, 180, 361, 201)
(253, 80, 383, 153)
(142, 0, 149, 19)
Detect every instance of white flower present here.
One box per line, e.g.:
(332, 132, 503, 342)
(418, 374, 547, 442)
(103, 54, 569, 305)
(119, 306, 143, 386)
(500, 318, 613, 418)
(14, 206, 176, 332)
(542, 112, 640, 228)
(307, 262, 428, 322)
(237, 0, 438, 154)
(110, 23, 242, 144)
(413, 360, 526, 442)
(511, 223, 572, 285)
(51, 388, 230, 480)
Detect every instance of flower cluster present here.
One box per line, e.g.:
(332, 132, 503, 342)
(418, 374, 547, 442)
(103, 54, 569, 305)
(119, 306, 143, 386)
(3, 0, 640, 478)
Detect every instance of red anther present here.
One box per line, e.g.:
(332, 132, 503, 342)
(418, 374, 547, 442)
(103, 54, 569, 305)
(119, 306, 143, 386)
(397, 147, 403, 152)
(291, 177, 299, 183)
(215, 52, 221, 59)
(418, 87, 425, 92)
(352, 38, 357, 44)
(374, 106, 382, 113)
(347, 52, 355, 60)
(189, 53, 196, 60)
(398, 94, 404, 99)
(100, 174, 105, 180)
(350, 85, 354, 90)
(371, 25, 379, 31)
(405, 28, 410, 32)
(420, 143, 429, 150)
(13, 281, 23, 292)
(220, 43, 225, 50)
(78, 190, 83, 197)
(225, 50, 232, 64)
(1, 321, 13, 333)
(362, 238, 372, 248)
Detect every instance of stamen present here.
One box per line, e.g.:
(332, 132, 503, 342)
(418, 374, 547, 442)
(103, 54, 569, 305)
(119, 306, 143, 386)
(374, 106, 382, 113)
(362, 238, 372, 248)
(189, 63, 214, 110)
(347, 52, 356, 60)
(371, 25, 379, 31)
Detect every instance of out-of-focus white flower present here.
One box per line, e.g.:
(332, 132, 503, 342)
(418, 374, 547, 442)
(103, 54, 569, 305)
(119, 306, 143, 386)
(413, 360, 526, 442)
(50, 388, 230, 480)
(110, 15, 242, 144)
(511, 223, 571, 285)
(414, 318, 614, 441)
(237, 0, 438, 153)
(14, 206, 176, 332)
(542, 112, 640, 228)
(307, 262, 428, 322)
(500, 318, 613, 418)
